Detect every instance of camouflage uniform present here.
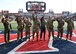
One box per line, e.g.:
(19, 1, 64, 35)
(15, 16, 24, 40)
(40, 16, 46, 40)
(24, 17, 32, 40)
(57, 16, 64, 39)
(47, 16, 55, 40)
(65, 18, 74, 40)
(2, 18, 12, 43)
(32, 16, 40, 41)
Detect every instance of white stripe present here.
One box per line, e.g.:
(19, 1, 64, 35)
(48, 36, 59, 52)
(12, 50, 59, 54)
(48, 35, 59, 51)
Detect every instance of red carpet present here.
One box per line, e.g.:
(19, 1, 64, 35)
(16, 31, 52, 52)
(16, 41, 52, 52)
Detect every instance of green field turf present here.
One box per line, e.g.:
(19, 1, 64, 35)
(0, 20, 76, 31)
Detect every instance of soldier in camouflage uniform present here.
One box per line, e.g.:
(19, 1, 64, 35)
(65, 17, 74, 40)
(57, 16, 64, 39)
(47, 16, 55, 40)
(2, 16, 12, 43)
(24, 16, 32, 40)
(32, 16, 40, 41)
(40, 16, 46, 41)
(15, 15, 24, 40)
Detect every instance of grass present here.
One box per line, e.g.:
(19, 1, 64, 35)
(0, 20, 76, 31)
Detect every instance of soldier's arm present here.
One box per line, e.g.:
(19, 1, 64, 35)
(15, 18, 17, 21)
(62, 20, 65, 26)
(39, 19, 41, 28)
(37, 20, 40, 28)
(23, 20, 26, 23)
(1, 18, 5, 23)
(30, 22, 32, 25)
(23, 23, 25, 28)
(32, 14, 35, 21)
(45, 20, 47, 25)
(10, 23, 12, 30)
(15, 16, 18, 21)
(46, 20, 49, 28)
(72, 21, 74, 29)
(30, 22, 32, 27)
(44, 20, 46, 28)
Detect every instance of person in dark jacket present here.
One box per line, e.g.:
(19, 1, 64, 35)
(40, 16, 46, 40)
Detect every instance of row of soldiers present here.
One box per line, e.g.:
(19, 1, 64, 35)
(1, 15, 74, 43)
